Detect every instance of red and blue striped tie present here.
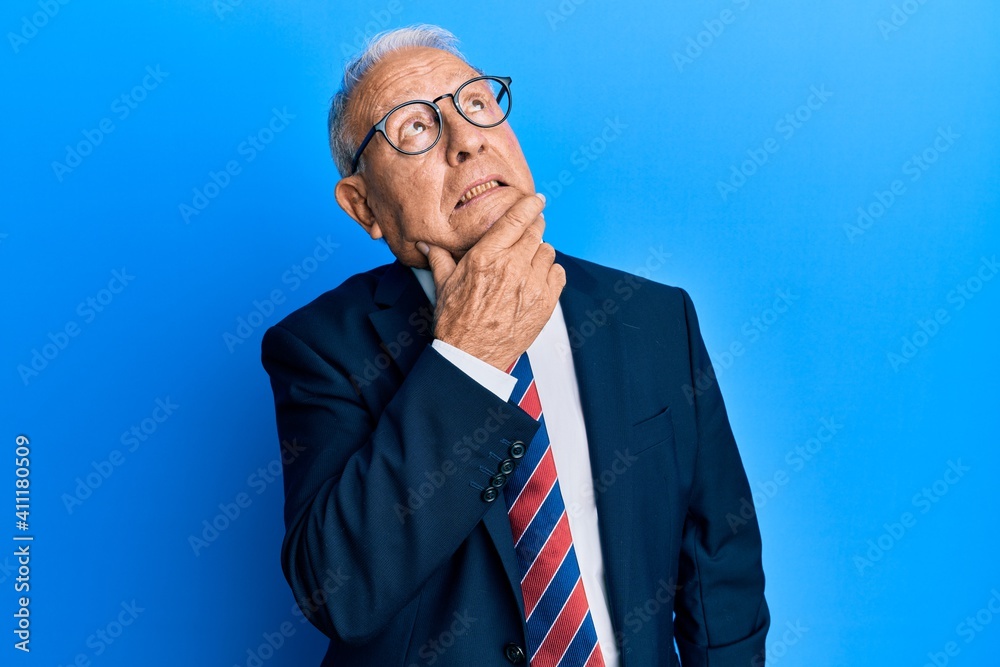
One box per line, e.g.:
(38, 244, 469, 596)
(503, 352, 606, 667)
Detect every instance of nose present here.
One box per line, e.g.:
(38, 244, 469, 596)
(440, 103, 487, 166)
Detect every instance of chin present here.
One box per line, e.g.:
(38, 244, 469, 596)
(459, 188, 520, 229)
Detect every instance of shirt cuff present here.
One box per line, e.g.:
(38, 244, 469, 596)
(431, 339, 517, 401)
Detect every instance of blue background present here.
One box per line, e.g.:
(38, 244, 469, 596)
(2, 0, 998, 665)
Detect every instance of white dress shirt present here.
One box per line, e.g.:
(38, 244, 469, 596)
(411, 267, 621, 667)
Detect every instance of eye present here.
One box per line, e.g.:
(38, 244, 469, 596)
(402, 118, 428, 137)
(388, 104, 439, 148)
(464, 96, 487, 115)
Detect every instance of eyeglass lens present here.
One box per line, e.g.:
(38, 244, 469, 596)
(384, 78, 510, 154)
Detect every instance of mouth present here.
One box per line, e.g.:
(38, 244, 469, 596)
(455, 177, 507, 209)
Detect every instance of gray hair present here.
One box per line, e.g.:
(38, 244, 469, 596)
(328, 24, 473, 177)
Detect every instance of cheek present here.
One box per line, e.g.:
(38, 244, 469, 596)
(502, 128, 520, 154)
(390, 161, 444, 207)
(368, 171, 417, 222)
(499, 128, 532, 188)
(370, 182, 447, 244)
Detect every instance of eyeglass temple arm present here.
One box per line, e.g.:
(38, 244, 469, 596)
(350, 125, 379, 173)
(496, 76, 511, 105)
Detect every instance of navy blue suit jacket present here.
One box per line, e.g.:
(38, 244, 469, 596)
(260, 251, 769, 666)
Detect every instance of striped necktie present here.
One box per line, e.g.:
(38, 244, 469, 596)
(502, 352, 606, 667)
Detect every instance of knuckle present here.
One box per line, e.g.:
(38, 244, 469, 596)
(506, 209, 532, 228)
(505, 215, 526, 230)
(523, 225, 543, 243)
(510, 197, 543, 225)
(466, 251, 487, 270)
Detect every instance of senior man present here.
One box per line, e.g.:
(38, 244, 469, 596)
(261, 25, 769, 667)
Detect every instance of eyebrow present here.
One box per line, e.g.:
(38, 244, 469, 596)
(369, 72, 477, 121)
(371, 88, 424, 120)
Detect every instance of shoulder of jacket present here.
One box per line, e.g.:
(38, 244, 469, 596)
(269, 261, 394, 342)
(558, 250, 688, 311)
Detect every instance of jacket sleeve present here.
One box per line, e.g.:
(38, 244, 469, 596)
(673, 289, 770, 666)
(260, 323, 540, 644)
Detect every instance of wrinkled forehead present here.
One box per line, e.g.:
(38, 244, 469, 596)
(354, 47, 481, 125)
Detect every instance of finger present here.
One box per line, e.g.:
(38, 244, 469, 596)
(512, 215, 546, 260)
(546, 261, 567, 295)
(477, 192, 546, 252)
(420, 242, 457, 292)
(531, 240, 557, 272)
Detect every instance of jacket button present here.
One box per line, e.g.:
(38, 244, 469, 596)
(499, 458, 515, 475)
(509, 441, 526, 459)
(503, 642, 526, 664)
(490, 473, 507, 489)
(482, 487, 498, 503)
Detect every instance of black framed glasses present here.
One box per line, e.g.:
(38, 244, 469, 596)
(349, 75, 512, 174)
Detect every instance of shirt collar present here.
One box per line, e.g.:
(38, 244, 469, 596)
(410, 266, 437, 306)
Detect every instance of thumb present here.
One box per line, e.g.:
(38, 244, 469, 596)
(417, 241, 457, 293)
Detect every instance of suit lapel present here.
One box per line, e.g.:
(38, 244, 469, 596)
(557, 252, 634, 654)
(367, 260, 434, 377)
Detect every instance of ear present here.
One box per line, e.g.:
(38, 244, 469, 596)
(335, 175, 382, 240)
